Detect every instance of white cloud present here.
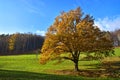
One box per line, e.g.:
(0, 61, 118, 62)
(36, 30, 46, 36)
(95, 16, 120, 31)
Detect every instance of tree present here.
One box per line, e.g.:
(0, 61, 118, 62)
(40, 7, 114, 71)
(0, 34, 9, 54)
(116, 29, 120, 46)
(110, 29, 120, 46)
(8, 34, 18, 51)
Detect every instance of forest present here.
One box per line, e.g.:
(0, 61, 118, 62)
(0, 29, 120, 55)
(0, 33, 44, 55)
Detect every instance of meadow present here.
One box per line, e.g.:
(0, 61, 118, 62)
(0, 47, 120, 80)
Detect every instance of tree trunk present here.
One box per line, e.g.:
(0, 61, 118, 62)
(72, 51, 80, 71)
(74, 60, 79, 71)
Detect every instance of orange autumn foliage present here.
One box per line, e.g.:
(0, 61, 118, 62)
(40, 7, 114, 71)
(8, 34, 18, 51)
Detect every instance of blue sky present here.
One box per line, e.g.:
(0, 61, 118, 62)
(0, 0, 120, 36)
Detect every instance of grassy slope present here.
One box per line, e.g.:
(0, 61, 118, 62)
(0, 69, 85, 80)
(113, 47, 120, 56)
(0, 48, 120, 80)
(0, 54, 100, 73)
(1, 69, 117, 80)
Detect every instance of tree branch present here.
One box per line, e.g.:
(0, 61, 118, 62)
(62, 57, 73, 61)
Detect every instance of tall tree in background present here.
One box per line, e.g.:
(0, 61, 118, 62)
(116, 29, 120, 46)
(8, 34, 18, 51)
(40, 7, 114, 71)
(0, 34, 9, 54)
(110, 29, 120, 46)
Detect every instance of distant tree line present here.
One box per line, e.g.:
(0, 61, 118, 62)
(0, 33, 44, 55)
(110, 29, 120, 46)
(0, 29, 120, 55)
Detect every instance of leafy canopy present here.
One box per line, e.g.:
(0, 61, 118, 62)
(40, 7, 114, 65)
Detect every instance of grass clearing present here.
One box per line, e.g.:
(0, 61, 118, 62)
(113, 47, 120, 56)
(0, 54, 100, 73)
(1, 69, 118, 80)
(0, 48, 120, 79)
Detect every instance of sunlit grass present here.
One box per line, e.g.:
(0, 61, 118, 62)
(0, 48, 119, 72)
(113, 47, 120, 56)
(0, 47, 119, 79)
(0, 54, 101, 73)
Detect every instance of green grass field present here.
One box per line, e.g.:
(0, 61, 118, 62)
(0, 47, 120, 80)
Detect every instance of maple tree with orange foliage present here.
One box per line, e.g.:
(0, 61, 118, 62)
(40, 7, 114, 71)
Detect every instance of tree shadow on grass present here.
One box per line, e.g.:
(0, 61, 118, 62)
(0, 69, 87, 80)
(55, 61, 120, 78)
(79, 60, 120, 78)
